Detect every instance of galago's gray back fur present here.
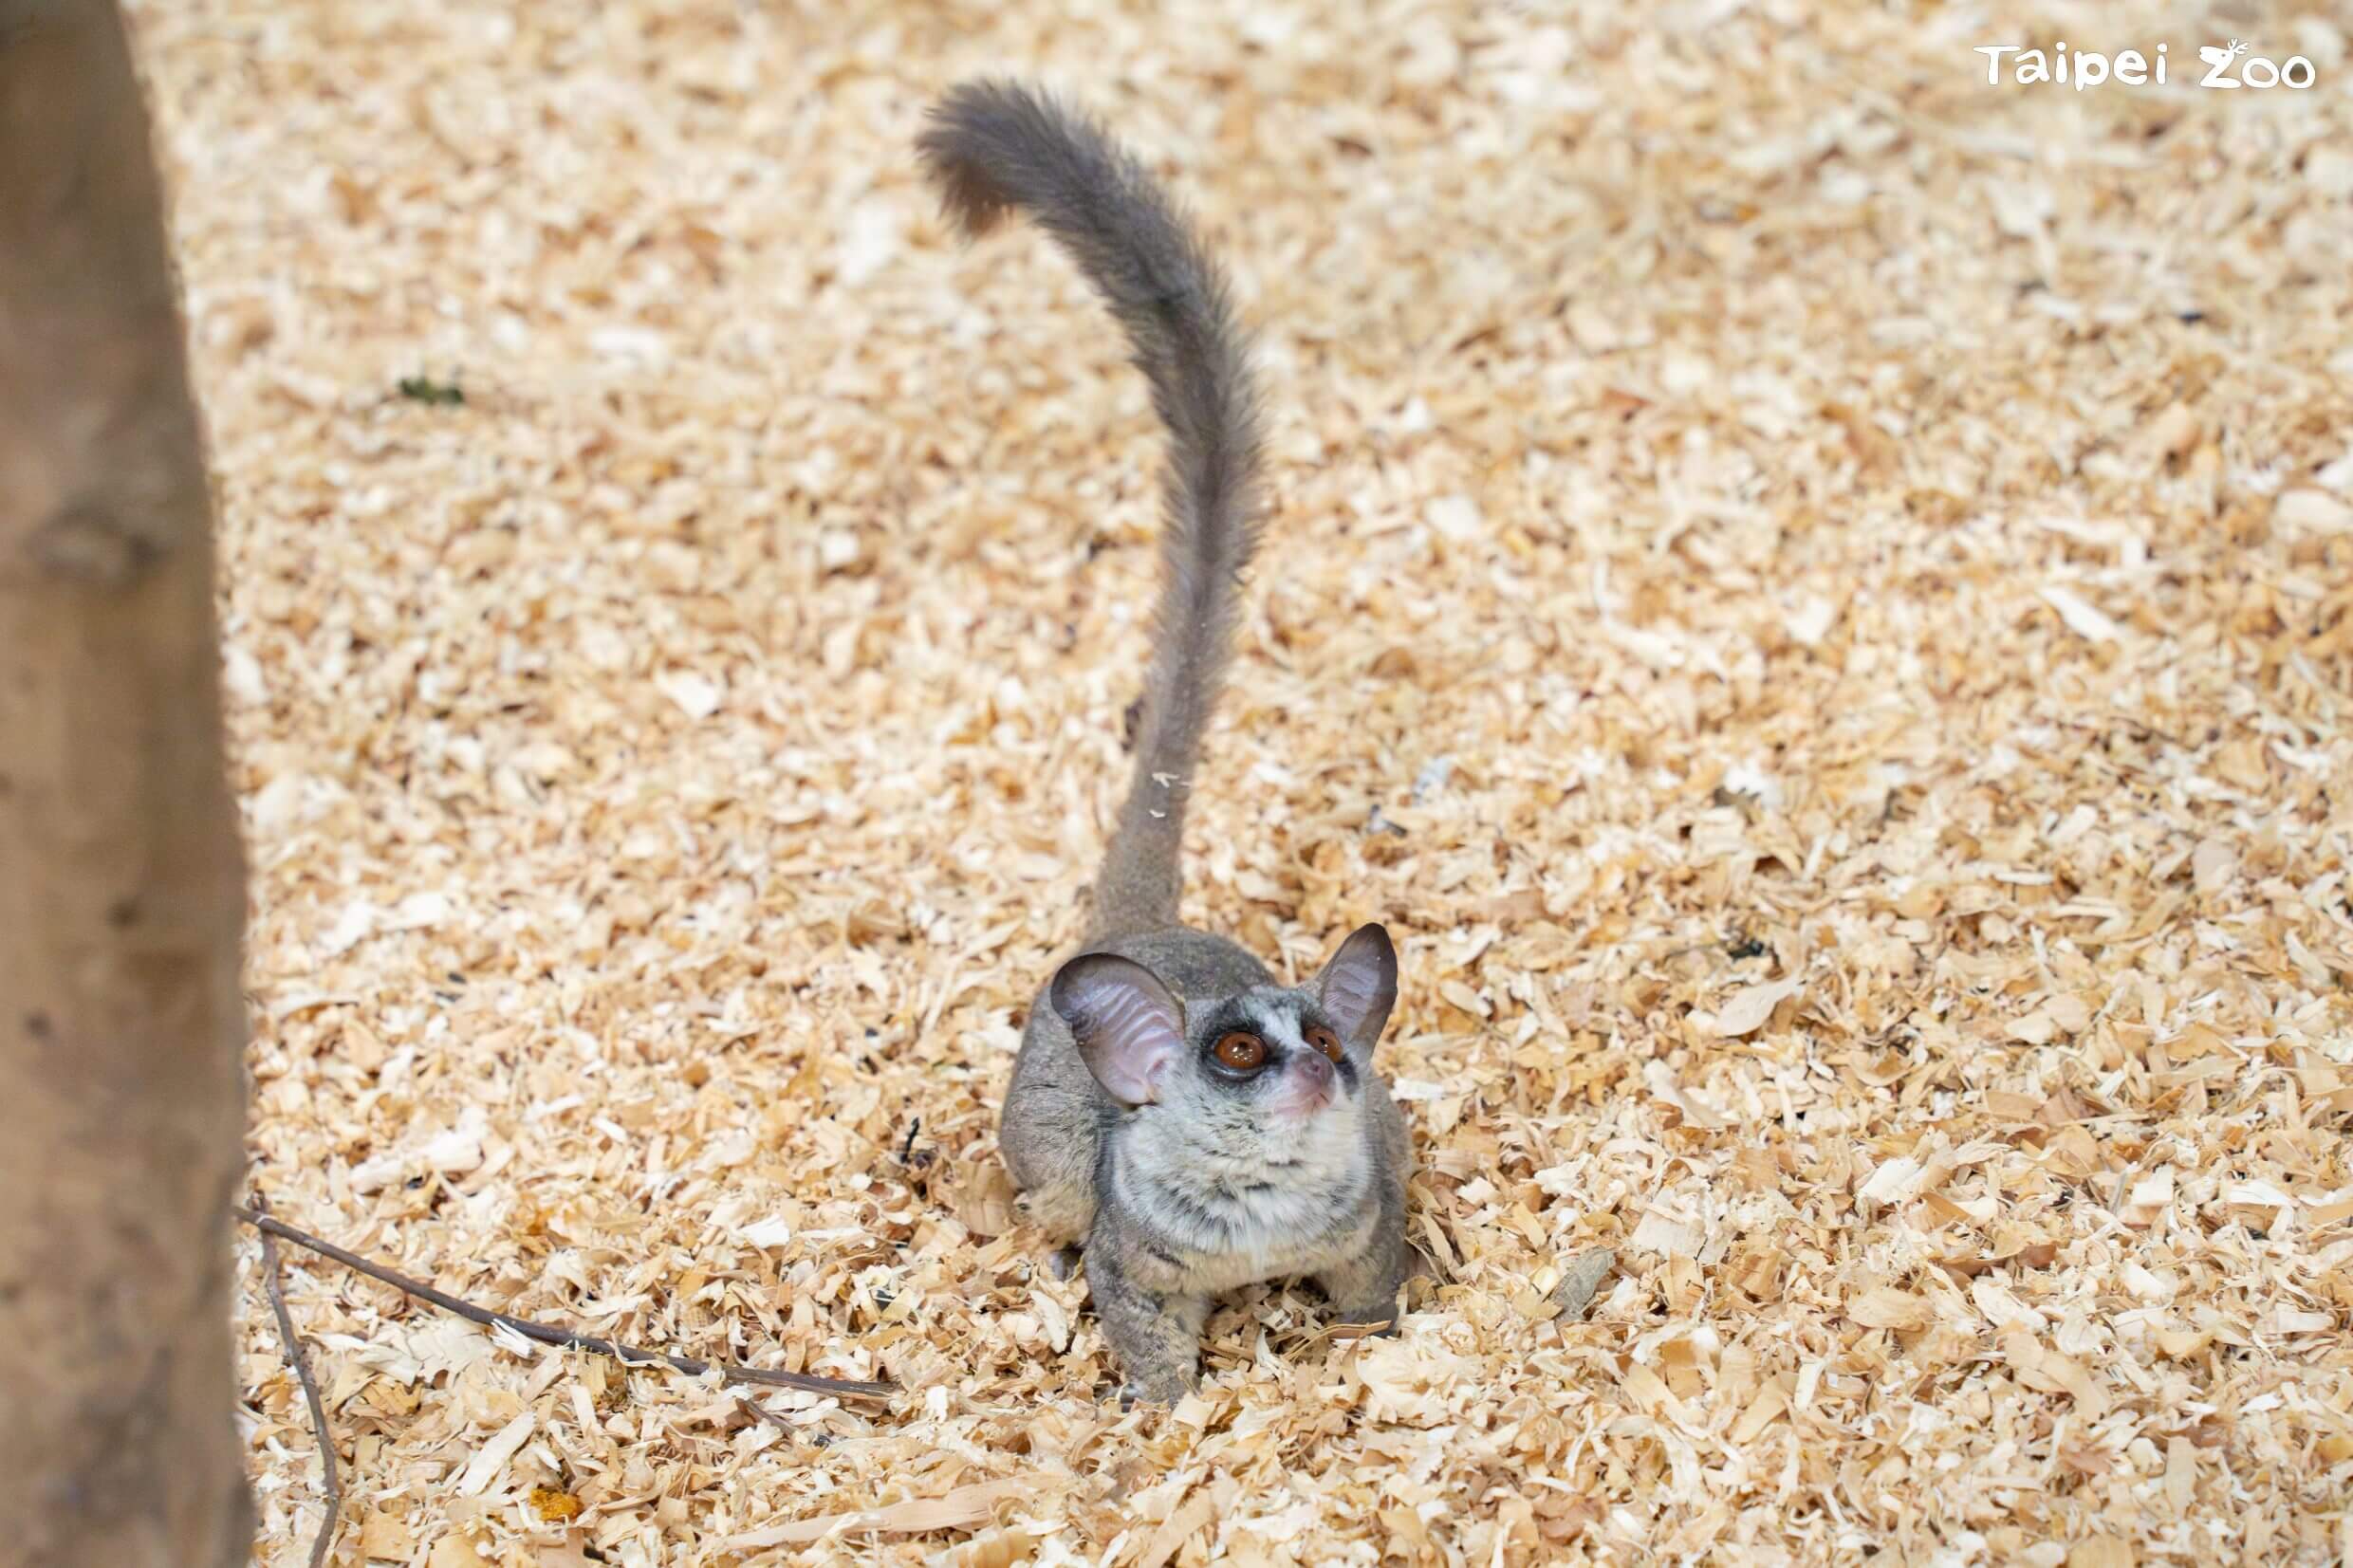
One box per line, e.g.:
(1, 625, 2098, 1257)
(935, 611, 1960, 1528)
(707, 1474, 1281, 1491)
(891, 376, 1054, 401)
(920, 82, 1409, 1405)
(918, 80, 1262, 940)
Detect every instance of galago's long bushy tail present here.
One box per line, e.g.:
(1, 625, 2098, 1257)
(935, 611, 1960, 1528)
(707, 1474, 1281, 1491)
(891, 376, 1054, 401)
(918, 81, 1264, 940)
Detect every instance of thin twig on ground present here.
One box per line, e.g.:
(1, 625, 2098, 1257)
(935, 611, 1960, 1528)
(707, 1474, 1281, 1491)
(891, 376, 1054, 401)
(232, 1205, 894, 1403)
(255, 1194, 343, 1568)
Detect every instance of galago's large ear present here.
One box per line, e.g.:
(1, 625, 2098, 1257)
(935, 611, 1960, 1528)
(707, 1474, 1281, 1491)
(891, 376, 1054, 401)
(1050, 953, 1187, 1108)
(1315, 924, 1398, 1058)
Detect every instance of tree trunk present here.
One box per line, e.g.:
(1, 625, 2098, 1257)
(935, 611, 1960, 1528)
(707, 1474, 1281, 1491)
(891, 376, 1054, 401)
(0, 3, 252, 1564)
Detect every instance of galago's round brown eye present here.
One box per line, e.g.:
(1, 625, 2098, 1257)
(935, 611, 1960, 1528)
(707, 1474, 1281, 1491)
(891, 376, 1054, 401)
(1214, 1032, 1268, 1071)
(1306, 1025, 1345, 1062)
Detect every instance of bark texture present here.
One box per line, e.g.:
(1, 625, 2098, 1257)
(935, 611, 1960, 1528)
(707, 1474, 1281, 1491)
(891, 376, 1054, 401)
(0, 2, 252, 1563)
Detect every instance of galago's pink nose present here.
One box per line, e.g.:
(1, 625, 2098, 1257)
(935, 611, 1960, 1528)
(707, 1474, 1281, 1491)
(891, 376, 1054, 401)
(1269, 1045, 1336, 1119)
(1292, 1047, 1334, 1098)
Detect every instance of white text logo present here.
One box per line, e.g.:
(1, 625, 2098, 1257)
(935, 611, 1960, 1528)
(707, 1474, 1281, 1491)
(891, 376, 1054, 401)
(1975, 40, 2317, 90)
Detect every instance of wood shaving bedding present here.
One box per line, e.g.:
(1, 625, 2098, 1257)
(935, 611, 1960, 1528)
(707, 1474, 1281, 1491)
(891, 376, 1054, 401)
(138, 0, 2352, 1561)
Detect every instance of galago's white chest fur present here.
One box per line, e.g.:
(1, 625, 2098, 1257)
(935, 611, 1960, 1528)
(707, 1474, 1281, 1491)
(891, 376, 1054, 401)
(1112, 1094, 1377, 1295)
